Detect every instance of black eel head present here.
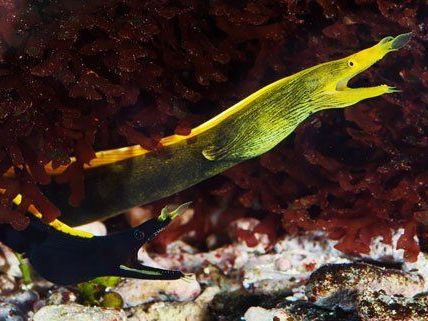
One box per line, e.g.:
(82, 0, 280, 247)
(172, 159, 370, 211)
(25, 203, 191, 285)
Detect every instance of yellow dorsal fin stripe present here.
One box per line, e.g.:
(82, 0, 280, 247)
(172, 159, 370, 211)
(3, 75, 289, 178)
(6, 192, 93, 238)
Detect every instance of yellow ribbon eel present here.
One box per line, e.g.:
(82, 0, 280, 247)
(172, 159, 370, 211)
(2, 33, 412, 227)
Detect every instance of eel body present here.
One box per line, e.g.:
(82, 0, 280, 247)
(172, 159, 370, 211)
(4, 33, 412, 228)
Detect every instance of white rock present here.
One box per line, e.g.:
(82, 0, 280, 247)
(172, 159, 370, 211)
(244, 307, 292, 321)
(33, 304, 127, 321)
(128, 286, 220, 321)
(0, 244, 21, 278)
(0, 273, 16, 295)
(114, 274, 201, 307)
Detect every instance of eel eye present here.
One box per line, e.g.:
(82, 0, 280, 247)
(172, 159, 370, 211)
(134, 229, 145, 241)
(348, 60, 355, 67)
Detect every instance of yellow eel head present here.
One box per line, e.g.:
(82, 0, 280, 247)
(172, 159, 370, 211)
(312, 32, 412, 110)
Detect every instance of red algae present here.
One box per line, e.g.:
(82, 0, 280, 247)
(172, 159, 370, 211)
(0, 1, 427, 260)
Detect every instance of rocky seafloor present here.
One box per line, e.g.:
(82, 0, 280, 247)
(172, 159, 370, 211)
(2, 217, 428, 321)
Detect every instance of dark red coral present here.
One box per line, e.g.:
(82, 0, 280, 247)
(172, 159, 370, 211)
(0, 0, 427, 261)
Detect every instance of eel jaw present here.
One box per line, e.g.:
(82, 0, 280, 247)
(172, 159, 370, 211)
(118, 263, 185, 280)
(335, 74, 401, 93)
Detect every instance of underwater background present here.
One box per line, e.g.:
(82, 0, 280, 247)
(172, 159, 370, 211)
(0, 1, 427, 320)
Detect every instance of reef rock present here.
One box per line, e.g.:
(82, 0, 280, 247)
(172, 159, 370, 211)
(128, 286, 219, 321)
(244, 304, 358, 321)
(114, 275, 201, 307)
(32, 304, 127, 321)
(306, 262, 424, 306)
(357, 290, 428, 321)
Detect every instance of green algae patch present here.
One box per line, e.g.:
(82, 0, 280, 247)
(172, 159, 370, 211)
(77, 276, 122, 308)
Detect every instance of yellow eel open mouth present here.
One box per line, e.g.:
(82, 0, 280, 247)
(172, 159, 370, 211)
(335, 32, 412, 93)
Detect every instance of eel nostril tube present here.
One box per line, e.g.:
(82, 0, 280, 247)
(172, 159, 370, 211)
(391, 32, 413, 50)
